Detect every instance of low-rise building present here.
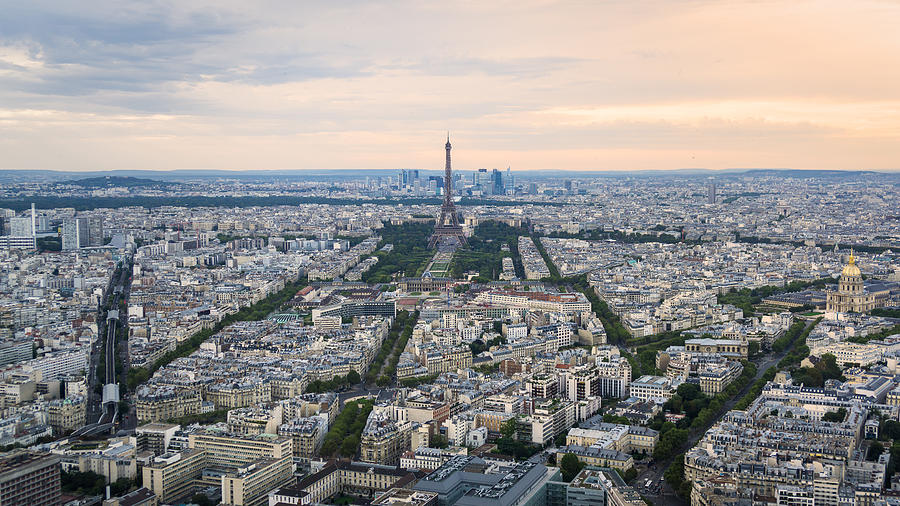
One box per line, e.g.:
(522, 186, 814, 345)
(629, 375, 674, 402)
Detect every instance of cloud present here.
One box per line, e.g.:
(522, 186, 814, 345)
(0, 0, 899, 170)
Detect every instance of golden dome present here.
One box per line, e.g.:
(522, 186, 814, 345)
(841, 250, 861, 277)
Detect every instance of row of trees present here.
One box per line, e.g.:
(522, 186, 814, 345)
(771, 321, 807, 354)
(735, 233, 895, 254)
(546, 228, 694, 245)
(734, 366, 777, 410)
(663, 454, 693, 499)
(362, 222, 434, 283)
(127, 279, 308, 390)
(531, 235, 562, 279)
(378, 310, 420, 386)
(777, 318, 822, 369)
(657, 363, 759, 498)
(366, 311, 409, 383)
(320, 399, 375, 458)
(305, 370, 362, 393)
(365, 310, 418, 386)
(872, 308, 900, 318)
(96, 262, 129, 393)
(449, 222, 529, 280)
(653, 425, 690, 462)
(649, 361, 758, 461)
(567, 273, 631, 345)
(529, 237, 633, 346)
(632, 332, 687, 376)
(62, 470, 132, 497)
(688, 361, 757, 431)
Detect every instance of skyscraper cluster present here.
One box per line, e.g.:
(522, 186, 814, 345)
(61, 217, 104, 250)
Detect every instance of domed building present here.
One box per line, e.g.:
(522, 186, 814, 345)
(826, 251, 877, 313)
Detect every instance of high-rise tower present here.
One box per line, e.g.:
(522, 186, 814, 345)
(429, 134, 468, 248)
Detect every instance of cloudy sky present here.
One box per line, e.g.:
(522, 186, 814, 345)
(1, 0, 898, 171)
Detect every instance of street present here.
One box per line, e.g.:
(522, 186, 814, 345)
(629, 318, 816, 503)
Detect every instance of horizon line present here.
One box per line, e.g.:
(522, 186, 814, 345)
(1, 167, 898, 174)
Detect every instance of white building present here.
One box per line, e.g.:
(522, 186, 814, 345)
(629, 375, 675, 402)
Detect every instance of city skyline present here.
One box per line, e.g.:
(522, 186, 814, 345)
(1, 1, 899, 172)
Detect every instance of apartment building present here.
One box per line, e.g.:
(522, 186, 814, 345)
(360, 411, 414, 466)
(278, 418, 324, 460)
(629, 375, 675, 402)
(530, 398, 576, 445)
(187, 431, 293, 469)
(698, 361, 744, 395)
(221, 458, 293, 506)
(142, 450, 206, 504)
(135, 387, 202, 423)
(0, 451, 61, 506)
(48, 395, 87, 435)
(596, 358, 632, 399)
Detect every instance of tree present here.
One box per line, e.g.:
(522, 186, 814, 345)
(664, 394, 683, 414)
(816, 354, 844, 381)
(469, 339, 487, 356)
(346, 370, 361, 385)
(653, 428, 688, 461)
(603, 413, 631, 425)
(500, 417, 519, 440)
(748, 341, 759, 357)
(554, 432, 568, 447)
(676, 382, 703, 402)
(109, 478, 133, 496)
(624, 467, 638, 482)
(61, 470, 106, 496)
(664, 454, 685, 490)
(430, 434, 449, 449)
(822, 408, 846, 423)
(793, 367, 823, 387)
(560, 453, 585, 482)
(868, 441, 885, 461)
(341, 435, 359, 457)
(884, 420, 900, 440)
(191, 494, 215, 506)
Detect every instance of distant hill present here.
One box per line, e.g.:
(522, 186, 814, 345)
(61, 176, 174, 188)
(737, 169, 881, 178)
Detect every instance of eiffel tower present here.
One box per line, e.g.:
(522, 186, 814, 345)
(428, 134, 468, 248)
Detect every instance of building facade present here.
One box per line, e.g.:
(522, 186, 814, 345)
(827, 252, 877, 313)
(0, 451, 61, 506)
